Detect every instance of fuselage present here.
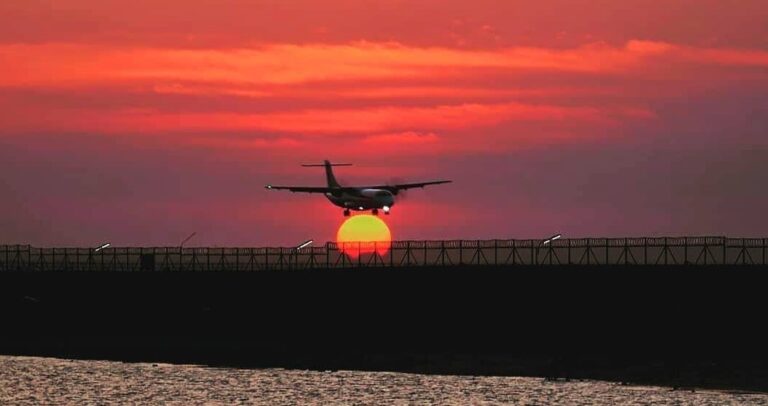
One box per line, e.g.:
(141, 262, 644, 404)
(325, 188, 395, 211)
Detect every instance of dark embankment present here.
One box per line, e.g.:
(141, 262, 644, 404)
(2, 265, 767, 391)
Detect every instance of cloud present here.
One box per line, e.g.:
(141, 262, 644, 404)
(3, 41, 767, 90)
(0, 101, 643, 136)
(364, 131, 439, 145)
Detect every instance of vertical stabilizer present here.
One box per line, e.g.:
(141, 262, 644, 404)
(301, 160, 352, 188)
(324, 160, 340, 188)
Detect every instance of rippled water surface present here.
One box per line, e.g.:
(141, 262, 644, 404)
(1, 356, 766, 405)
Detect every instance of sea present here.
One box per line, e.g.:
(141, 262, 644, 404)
(1, 355, 766, 405)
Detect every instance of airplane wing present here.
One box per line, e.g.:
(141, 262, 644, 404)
(265, 180, 451, 194)
(364, 180, 452, 194)
(264, 185, 331, 193)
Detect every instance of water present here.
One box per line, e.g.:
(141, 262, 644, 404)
(1, 356, 766, 405)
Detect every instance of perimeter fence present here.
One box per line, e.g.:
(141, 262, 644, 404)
(1, 237, 767, 272)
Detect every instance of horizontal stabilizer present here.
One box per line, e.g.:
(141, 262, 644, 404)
(301, 163, 352, 167)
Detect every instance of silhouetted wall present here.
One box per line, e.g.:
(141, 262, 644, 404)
(2, 265, 767, 389)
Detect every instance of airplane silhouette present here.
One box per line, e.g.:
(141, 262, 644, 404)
(265, 160, 451, 216)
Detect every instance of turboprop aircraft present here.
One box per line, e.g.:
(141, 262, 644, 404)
(265, 160, 451, 216)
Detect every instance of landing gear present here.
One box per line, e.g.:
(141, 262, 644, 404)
(343, 209, 350, 217)
(371, 208, 379, 215)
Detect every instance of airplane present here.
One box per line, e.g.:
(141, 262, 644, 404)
(265, 160, 451, 216)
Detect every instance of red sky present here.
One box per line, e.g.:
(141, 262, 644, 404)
(1, 0, 767, 246)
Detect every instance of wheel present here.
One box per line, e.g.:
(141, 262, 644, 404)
(372, 208, 379, 215)
(343, 209, 350, 217)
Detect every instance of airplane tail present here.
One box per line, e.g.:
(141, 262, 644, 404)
(301, 160, 352, 188)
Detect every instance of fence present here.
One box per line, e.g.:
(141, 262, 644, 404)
(1, 237, 766, 272)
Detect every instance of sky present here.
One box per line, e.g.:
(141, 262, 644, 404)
(1, 0, 767, 247)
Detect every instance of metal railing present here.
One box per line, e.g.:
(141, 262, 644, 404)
(1, 237, 766, 272)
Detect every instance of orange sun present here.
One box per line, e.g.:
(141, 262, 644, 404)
(336, 214, 392, 258)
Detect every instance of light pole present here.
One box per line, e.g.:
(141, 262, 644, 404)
(179, 232, 196, 271)
(537, 234, 562, 265)
(295, 239, 313, 250)
(180, 232, 197, 248)
(292, 239, 313, 269)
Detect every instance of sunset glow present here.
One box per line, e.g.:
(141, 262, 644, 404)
(1, 1, 766, 246)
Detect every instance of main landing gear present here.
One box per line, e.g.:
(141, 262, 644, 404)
(371, 207, 390, 216)
(342, 207, 390, 216)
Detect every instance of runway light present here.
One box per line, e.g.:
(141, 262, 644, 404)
(383, 206, 390, 213)
(94, 243, 110, 252)
(266, 185, 273, 189)
(542, 234, 562, 245)
(295, 239, 313, 250)
(358, 206, 364, 210)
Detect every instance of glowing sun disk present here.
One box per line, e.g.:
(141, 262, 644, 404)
(336, 215, 392, 258)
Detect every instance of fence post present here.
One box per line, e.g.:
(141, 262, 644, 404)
(644, 238, 648, 265)
(624, 238, 629, 265)
(722, 239, 727, 265)
(404, 241, 409, 266)
(530, 241, 534, 266)
(743, 239, 747, 265)
(511, 239, 516, 265)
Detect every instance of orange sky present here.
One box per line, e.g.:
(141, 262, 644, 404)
(1, 1, 767, 246)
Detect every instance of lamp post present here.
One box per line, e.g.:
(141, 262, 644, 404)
(537, 234, 562, 265)
(178, 232, 196, 271)
(180, 232, 197, 248)
(91, 242, 111, 271)
(295, 239, 313, 250)
(292, 239, 313, 270)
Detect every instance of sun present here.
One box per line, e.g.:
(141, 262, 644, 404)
(336, 215, 392, 258)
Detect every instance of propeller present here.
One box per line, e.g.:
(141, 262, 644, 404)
(388, 177, 409, 201)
